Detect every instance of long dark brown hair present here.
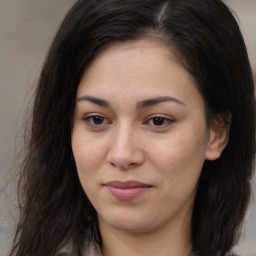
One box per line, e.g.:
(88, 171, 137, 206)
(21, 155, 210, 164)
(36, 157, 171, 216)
(9, 1, 255, 256)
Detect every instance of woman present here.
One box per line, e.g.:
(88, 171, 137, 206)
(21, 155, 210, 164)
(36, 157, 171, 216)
(9, 0, 255, 256)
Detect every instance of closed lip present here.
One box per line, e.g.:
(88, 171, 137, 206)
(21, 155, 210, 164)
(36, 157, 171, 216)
(104, 180, 152, 188)
(103, 180, 153, 200)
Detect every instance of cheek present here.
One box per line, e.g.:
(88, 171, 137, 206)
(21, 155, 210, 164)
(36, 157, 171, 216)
(71, 134, 109, 202)
(71, 132, 108, 178)
(148, 129, 207, 179)
(152, 136, 205, 204)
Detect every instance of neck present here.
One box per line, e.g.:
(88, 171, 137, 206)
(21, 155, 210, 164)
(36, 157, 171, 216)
(99, 217, 192, 256)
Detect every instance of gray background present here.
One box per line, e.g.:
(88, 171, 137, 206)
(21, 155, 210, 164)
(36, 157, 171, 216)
(0, 1, 255, 256)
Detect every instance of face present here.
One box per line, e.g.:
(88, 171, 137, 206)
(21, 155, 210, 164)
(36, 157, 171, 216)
(72, 39, 215, 235)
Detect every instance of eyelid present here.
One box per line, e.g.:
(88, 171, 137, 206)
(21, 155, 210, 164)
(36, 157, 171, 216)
(144, 115, 175, 128)
(82, 113, 112, 127)
(81, 113, 174, 129)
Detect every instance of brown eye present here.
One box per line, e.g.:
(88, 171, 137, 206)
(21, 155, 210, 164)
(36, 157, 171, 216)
(83, 115, 110, 127)
(91, 116, 105, 125)
(152, 117, 165, 126)
(145, 116, 174, 128)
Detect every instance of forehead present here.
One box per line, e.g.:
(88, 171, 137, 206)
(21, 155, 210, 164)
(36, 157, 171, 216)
(86, 39, 180, 78)
(76, 39, 203, 110)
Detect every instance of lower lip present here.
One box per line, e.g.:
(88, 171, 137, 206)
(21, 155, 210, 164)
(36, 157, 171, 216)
(105, 186, 151, 200)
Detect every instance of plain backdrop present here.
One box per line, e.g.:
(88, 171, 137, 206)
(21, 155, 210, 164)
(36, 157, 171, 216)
(0, 1, 255, 256)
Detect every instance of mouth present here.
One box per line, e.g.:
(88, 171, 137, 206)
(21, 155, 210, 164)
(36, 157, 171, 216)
(104, 180, 153, 200)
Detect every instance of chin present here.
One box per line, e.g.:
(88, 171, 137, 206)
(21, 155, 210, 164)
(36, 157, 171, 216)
(98, 211, 156, 233)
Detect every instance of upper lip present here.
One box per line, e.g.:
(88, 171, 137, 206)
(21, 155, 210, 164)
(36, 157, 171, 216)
(104, 180, 152, 188)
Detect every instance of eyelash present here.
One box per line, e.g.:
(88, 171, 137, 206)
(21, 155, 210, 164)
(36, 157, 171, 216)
(82, 114, 174, 129)
(144, 116, 174, 127)
(83, 115, 111, 127)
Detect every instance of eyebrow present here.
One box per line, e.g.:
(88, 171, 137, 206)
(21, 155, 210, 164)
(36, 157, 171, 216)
(77, 95, 110, 107)
(136, 96, 185, 108)
(76, 95, 185, 108)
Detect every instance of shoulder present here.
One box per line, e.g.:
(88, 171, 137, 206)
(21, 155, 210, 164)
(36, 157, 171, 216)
(57, 242, 102, 256)
(190, 251, 241, 256)
(57, 253, 78, 256)
(57, 253, 74, 256)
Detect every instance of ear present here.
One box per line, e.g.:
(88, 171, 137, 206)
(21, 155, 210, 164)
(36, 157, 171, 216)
(205, 113, 231, 161)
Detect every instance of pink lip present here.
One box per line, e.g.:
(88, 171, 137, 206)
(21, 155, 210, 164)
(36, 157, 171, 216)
(104, 181, 152, 200)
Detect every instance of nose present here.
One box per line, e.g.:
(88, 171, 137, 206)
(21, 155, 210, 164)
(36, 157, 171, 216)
(106, 124, 145, 170)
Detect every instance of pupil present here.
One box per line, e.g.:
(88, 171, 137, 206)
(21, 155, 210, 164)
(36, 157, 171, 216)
(93, 116, 104, 125)
(153, 117, 164, 126)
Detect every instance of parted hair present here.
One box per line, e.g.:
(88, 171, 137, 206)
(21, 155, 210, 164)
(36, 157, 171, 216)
(10, 1, 255, 256)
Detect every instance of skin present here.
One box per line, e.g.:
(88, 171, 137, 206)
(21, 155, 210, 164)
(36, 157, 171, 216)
(72, 39, 228, 256)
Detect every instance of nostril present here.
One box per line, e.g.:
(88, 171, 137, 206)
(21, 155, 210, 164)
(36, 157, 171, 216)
(109, 161, 140, 170)
(128, 162, 137, 167)
(110, 162, 116, 167)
